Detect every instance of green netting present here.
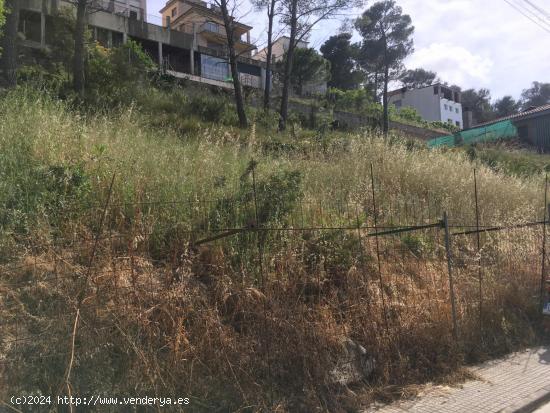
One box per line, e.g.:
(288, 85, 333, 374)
(427, 120, 518, 148)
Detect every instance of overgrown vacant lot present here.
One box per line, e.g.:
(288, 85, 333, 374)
(0, 89, 547, 411)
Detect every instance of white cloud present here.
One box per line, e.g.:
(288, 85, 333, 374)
(147, 0, 550, 99)
(406, 43, 494, 88)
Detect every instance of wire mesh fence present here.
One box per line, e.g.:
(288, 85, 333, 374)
(1, 165, 549, 408)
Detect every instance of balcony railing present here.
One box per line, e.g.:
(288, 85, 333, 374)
(240, 73, 262, 89)
(90, 0, 146, 21)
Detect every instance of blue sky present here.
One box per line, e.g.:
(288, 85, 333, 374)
(146, 0, 550, 100)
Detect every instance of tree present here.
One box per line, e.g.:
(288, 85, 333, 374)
(1, 0, 19, 87)
(277, 0, 360, 131)
(253, 0, 278, 110)
(277, 47, 330, 95)
(0, 0, 5, 32)
(493, 96, 520, 118)
(213, 0, 248, 128)
(320, 33, 362, 90)
(461, 88, 495, 124)
(355, 0, 414, 134)
(399, 68, 438, 89)
(72, 0, 90, 95)
(521, 81, 550, 110)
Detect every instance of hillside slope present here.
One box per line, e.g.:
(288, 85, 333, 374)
(0, 89, 547, 412)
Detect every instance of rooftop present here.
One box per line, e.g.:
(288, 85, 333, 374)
(160, 0, 252, 30)
(389, 83, 461, 97)
(473, 103, 550, 129)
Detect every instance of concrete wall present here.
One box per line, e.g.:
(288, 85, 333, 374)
(389, 86, 441, 124)
(389, 86, 464, 129)
(19, 0, 264, 87)
(287, 101, 445, 141)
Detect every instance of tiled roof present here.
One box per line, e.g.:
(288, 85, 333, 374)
(474, 103, 550, 128)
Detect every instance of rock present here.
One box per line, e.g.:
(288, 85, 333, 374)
(330, 338, 376, 386)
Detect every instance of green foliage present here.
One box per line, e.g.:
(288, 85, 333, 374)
(0, 0, 5, 32)
(320, 33, 363, 90)
(355, 1, 414, 78)
(521, 81, 550, 110)
(399, 68, 438, 89)
(303, 230, 365, 278)
(186, 93, 237, 124)
(461, 88, 495, 124)
(401, 233, 433, 257)
(429, 120, 460, 133)
(387, 104, 459, 133)
(0, 91, 91, 234)
(17, 64, 68, 92)
(85, 41, 156, 106)
(355, 0, 415, 130)
(327, 87, 373, 113)
(396, 106, 424, 123)
(493, 96, 520, 118)
(46, 7, 76, 73)
(468, 145, 550, 177)
(211, 165, 303, 230)
(277, 47, 331, 96)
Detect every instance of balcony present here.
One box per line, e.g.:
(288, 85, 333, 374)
(90, 0, 146, 21)
(240, 73, 262, 89)
(198, 22, 254, 53)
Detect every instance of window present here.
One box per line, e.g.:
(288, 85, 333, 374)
(171, 7, 177, 17)
(201, 55, 230, 81)
(394, 99, 402, 108)
(204, 22, 219, 33)
(444, 104, 448, 110)
(455, 108, 459, 113)
(448, 119, 453, 123)
(18, 10, 42, 43)
(455, 121, 460, 127)
(434, 86, 439, 95)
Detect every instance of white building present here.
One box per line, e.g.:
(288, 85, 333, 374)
(388, 84, 463, 129)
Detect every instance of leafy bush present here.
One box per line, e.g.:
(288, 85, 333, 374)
(327, 87, 373, 113)
(85, 41, 156, 106)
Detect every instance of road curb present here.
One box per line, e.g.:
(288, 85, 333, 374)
(499, 384, 550, 413)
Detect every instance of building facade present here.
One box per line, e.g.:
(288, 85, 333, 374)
(254, 36, 327, 96)
(16, 0, 266, 90)
(389, 84, 463, 129)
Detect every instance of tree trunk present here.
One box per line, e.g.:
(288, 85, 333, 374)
(73, 0, 88, 95)
(1, 0, 20, 88)
(219, 0, 247, 128)
(263, 0, 276, 111)
(382, 64, 389, 135)
(278, 0, 298, 131)
(373, 71, 379, 101)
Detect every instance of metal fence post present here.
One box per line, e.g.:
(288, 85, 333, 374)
(540, 175, 548, 309)
(370, 163, 389, 334)
(443, 211, 458, 340)
(474, 169, 483, 337)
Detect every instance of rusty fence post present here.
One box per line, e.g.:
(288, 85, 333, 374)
(370, 163, 389, 335)
(473, 169, 483, 338)
(443, 211, 458, 340)
(540, 174, 548, 310)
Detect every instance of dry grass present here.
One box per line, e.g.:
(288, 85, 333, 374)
(0, 89, 547, 411)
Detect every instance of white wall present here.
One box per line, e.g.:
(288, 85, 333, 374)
(439, 98, 463, 128)
(389, 87, 441, 123)
(389, 86, 463, 129)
